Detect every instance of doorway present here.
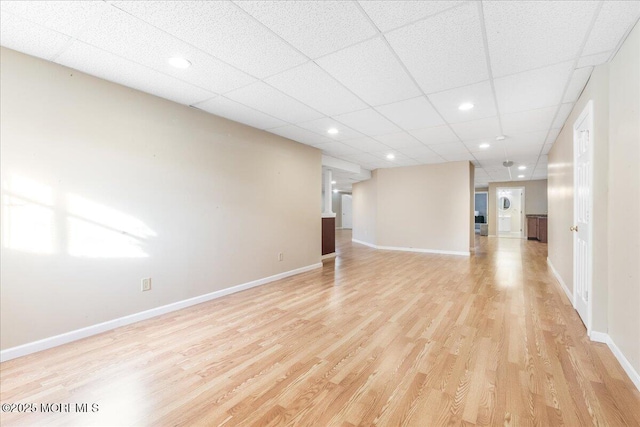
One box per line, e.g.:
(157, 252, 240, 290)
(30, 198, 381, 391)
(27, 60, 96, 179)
(572, 101, 593, 332)
(341, 194, 352, 229)
(496, 187, 525, 238)
(474, 191, 488, 234)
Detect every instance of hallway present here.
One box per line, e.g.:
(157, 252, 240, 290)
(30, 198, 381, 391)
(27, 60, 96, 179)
(1, 231, 639, 426)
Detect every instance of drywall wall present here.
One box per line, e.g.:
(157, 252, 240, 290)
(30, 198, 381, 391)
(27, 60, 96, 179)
(548, 63, 610, 334)
(352, 171, 377, 245)
(547, 20, 640, 379)
(0, 48, 321, 350)
(608, 21, 640, 377)
(487, 180, 548, 235)
(353, 162, 472, 254)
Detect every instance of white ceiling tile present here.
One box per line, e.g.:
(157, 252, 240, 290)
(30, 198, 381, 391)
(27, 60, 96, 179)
(563, 67, 593, 103)
(369, 151, 413, 163)
(196, 96, 287, 129)
(582, 1, 640, 56)
(386, 2, 488, 93)
(316, 37, 421, 106)
(342, 137, 389, 152)
(506, 144, 543, 159)
(333, 108, 400, 136)
(113, 1, 306, 78)
(450, 116, 501, 141)
(225, 81, 323, 123)
(552, 103, 574, 129)
(577, 51, 612, 68)
(441, 152, 476, 162)
(265, 62, 367, 116)
(0, 0, 107, 38)
(398, 146, 443, 162)
(235, 1, 377, 58)
(375, 96, 444, 130)
(483, 1, 599, 77)
(501, 106, 557, 135)
(296, 117, 363, 140)
(343, 153, 386, 165)
(494, 61, 573, 114)
(319, 141, 361, 157)
(409, 125, 460, 145)
(358, 0, 465, 32)
(267, 125, 334, 146)
(0, 11, 71, 61)
(374, 132, 424, 149)
(55, 41, 216, 106)
(429, 142, 471, 156)
(76, 5, 256, 95)
(546, 128, 561, 145)
(468, 146, 505, 160)
(507, 130, 548, 147)
(428, 80, 497, 123)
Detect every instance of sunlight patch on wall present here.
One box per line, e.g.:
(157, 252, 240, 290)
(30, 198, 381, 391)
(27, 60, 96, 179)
(2, 175, 55, 254)
(1, 174, 156, 258)
(67, 194, 156, 258)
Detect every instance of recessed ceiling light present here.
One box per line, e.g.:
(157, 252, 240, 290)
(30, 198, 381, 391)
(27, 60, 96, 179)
(327, 128, 339, 135)
(331, 180, 336, 184)
(518, 174, 525, 178)
(458, 102, 474, 111)
(386, 153, 395, 160)
(496, 135, 506, 141)
(518, 165, 527, 170)
(167, 57, 191, 69)
(479, 143, 490, 149)
(333, 189, 339, 193)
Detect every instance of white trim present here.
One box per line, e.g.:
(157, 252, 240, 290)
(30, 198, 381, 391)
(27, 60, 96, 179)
(0, 262, 323, 362)
(321, 212, 336, 218)
(321, 252, 336, 261)
(351, 239, 469, 256)
(352, 238, 377, 248)
(376, 245, 470, 256)
(588, 332, 640, 391)
(547, 257, 573, 301)
(589, 331, 608, 343)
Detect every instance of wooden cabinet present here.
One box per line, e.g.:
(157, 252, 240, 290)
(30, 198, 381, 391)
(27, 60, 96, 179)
(526, 215, 547, 243)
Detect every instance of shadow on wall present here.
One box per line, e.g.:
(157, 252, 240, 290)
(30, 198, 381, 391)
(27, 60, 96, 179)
(2, 174, 155, 258)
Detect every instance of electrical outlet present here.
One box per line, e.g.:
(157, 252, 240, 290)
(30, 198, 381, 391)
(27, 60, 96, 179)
(278, 252, 283, 261)
(141, 278, 152, 291)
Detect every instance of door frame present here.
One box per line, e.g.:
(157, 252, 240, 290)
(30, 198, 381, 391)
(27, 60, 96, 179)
(341, 193, 353, 230)
(573, 100, 594, 335)
(496, 187, 525, 238)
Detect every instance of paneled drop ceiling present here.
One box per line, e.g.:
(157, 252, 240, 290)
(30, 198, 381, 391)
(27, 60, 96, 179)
(1, 1, 639, 190)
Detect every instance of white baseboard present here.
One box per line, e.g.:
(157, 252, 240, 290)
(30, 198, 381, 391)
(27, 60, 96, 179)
(0, 262, 323, 362)
(376, 244, 470, 256)
(321, 252, 336, 261)
(589, 331, 608, 343)
(589, 332, 640, 391)
(352, 238, 377, 249)
(351, 239, 469, 256)
(547, 257, 572, 301)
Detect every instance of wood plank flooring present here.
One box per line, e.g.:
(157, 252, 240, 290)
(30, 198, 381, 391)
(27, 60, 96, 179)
(1, 231, 639, 426)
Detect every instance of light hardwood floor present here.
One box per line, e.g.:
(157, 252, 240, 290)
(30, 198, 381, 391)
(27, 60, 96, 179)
(1, 231, 639, 426)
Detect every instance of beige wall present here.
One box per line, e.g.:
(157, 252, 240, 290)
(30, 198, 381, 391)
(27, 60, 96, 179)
(487, 180, 548, 235)
(353, 162, 472, 254)
(352, 171, 378, 244)
(548, 22, 639, 376)
(549, 64, 610, 333)
(0, 48, 321, 350)
(608, 21, 640, 376)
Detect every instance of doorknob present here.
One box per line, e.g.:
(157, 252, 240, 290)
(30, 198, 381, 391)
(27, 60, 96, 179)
(570, 225, 579, 232)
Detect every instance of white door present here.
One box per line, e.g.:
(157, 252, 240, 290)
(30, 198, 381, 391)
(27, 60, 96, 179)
(573, 101, 593, 331)
(341, 194, 352, 229)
